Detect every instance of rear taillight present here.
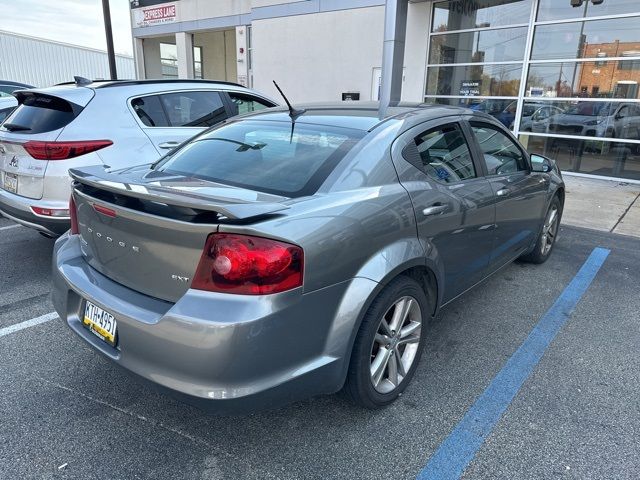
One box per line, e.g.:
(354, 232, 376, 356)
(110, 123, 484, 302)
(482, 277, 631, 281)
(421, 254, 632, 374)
(192, 233, 304, 295)
(24, 140, 113, 160)
(69, 196, 79, 235)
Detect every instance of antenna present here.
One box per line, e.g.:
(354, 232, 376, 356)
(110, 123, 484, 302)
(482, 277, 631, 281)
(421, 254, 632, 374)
(74, 76, 92, 86)
(272, 80, 305, 143)
(272, 81, 305, 119)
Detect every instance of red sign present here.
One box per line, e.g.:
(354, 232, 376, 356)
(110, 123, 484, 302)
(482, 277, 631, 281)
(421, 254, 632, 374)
(143, 5, 175, 22)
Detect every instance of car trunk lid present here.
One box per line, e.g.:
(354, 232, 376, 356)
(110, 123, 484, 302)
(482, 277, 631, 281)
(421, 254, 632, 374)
(71, 165, 289, 302)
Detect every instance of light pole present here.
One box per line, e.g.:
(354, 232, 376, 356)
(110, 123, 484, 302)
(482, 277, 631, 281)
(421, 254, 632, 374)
(102, 0, 118, 80)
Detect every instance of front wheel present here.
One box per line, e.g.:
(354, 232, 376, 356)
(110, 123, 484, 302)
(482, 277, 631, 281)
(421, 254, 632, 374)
(343, 276, 429, 409)
(520, 195, 562, 264)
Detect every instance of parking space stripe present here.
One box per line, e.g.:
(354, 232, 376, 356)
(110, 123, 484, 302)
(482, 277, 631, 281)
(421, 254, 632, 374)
(417, 247, 611, 480)
(0, 224, 20, 231)
(0, 312, 58, 338)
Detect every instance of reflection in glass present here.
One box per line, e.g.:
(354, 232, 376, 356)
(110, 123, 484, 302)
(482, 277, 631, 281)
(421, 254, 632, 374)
(432, 0, 532, 32)
(429, 27, 527, 64)
(527, 61, 640, 99)
(424, 97, 515, 121)
(517, 100, 640, 140)
(537, 0, 640, 22)
(519, 134, 640, 180)
(532, 18, 640, 61)
(426, 64, 522, 97)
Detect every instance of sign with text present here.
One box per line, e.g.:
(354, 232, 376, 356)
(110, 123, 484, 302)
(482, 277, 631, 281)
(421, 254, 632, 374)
(133, 1, 178, 27)
(460, 80, 481, 96)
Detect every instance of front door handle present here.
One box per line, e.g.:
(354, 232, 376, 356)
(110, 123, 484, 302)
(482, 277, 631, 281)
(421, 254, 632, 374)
(422, 204, 448, 216)
(158, 141, 180, 150)
(496, 188, 511, 197)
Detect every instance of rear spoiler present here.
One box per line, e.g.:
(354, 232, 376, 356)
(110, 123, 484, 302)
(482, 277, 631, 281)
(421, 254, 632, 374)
(69, 167, 289, 221)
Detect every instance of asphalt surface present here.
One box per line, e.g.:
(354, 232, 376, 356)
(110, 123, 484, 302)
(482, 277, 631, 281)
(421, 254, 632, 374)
(1, 217, 639, 479)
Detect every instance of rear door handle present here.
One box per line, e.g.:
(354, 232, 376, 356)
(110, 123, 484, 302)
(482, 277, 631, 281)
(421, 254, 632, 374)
(496, 188, 511, 197)
(158, 141, 180, 149)
(422, 205, 448, 216)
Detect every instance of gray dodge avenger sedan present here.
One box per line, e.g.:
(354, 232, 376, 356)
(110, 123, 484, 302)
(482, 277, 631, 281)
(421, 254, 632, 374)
(51, 102, 564, 412)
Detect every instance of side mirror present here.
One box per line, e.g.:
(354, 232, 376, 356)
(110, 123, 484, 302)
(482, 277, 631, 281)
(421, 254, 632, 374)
(530, 154, 554, 173)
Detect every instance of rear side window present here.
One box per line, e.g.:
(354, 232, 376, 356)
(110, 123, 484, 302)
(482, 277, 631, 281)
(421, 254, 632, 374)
(154, 120, 363, 197)
(0, 93, 80, 134)
(159, 91, 227, 127)
(403, 123, 476, 184)
(131, 95, 169, 127)
(228, 92, 274, 115)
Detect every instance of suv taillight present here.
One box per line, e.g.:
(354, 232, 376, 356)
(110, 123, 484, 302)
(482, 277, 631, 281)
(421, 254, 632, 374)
(24, 140, 113, 160)
(69, 196, 79, 235)
(191, 233, 304, 295)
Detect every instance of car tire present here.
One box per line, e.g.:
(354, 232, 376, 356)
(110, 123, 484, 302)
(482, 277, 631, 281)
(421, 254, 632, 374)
(520, 195, 563, 264)
(343, 275, 429, 409)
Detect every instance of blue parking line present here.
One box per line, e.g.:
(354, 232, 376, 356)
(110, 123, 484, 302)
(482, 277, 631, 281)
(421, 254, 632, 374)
(417, 247, 611, 480)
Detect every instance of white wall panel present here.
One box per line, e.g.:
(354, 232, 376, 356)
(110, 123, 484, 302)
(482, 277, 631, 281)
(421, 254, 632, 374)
(0, 31, 135, 87)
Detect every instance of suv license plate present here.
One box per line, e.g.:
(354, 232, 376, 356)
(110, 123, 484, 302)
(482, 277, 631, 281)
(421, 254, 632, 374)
(3, 173, 17, 194)
(83, 301, 117, 346)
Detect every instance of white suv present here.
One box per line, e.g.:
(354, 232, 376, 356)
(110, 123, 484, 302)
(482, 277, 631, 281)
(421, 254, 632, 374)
(0, 79, 277, 236)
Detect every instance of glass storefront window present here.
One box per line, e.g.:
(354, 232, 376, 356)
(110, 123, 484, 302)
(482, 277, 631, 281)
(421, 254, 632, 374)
(537, 0, 640, 22)
(429, 27, 527, 64)
(432, 0, 532, 32)
(527, 61, 640, 99)
(426, 64, 522, 97)
(519, 134, 640, 180)
(424, 97, 516, 125)
(516, 100, 640, 140)
(531, 18, 640, 61)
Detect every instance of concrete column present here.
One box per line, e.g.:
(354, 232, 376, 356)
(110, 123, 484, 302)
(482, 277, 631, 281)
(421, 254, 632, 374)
(379, 0, 408, 107)
(133, 37, 146, 79)
(176, 32, 195, 79)
(235, 26, 249, 87)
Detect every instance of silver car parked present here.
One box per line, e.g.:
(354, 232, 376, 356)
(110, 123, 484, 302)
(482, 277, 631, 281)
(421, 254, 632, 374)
(52, 103, 564, 412)
(0, 78, 276, 236)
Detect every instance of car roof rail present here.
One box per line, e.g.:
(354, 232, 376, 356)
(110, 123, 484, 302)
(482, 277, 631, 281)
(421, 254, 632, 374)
(94, 79, 246, 89)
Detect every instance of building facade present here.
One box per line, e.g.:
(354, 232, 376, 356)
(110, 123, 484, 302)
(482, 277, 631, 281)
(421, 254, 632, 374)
(0, 31, 135, 87)
(130, 0, 640, 182)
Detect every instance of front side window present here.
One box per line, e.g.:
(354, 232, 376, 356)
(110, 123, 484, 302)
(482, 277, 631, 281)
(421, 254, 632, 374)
(404, 123, 477, 184)
(471, 123, 527, 175)
(159, 91, 227, 127)
(154, 120, 363, 197)
(228, 93, 274, 115)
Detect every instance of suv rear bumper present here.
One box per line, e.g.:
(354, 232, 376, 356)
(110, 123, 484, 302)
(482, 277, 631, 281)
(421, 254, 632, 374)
(51, 233, 367, 413)
(0, 188, 69, 236)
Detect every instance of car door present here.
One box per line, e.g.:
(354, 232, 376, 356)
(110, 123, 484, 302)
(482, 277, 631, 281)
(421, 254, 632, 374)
(467, 119, 549, 272)
(131, 90, 233, 154)
(391, 118, 497, 303)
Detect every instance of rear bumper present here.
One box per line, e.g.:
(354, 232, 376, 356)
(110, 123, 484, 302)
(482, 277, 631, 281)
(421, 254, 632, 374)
(0, 188, 69, 236)
(52, 234, 373, 413)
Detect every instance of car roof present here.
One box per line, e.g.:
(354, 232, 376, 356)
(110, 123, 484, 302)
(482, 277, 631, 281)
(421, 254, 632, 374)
(244, 102, 476, 131)
(0, 80, 34, 88)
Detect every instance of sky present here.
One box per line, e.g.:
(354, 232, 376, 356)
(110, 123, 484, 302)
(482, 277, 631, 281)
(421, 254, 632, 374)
(0, 0, 134, 56)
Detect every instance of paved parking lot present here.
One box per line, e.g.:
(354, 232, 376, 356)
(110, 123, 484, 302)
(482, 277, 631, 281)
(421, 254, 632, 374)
(1, 216, 639, 480)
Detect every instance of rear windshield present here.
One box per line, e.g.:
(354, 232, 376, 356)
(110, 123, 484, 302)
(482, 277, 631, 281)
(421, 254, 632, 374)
(154, 120, 364, 197)
(0, 93, 80, 134)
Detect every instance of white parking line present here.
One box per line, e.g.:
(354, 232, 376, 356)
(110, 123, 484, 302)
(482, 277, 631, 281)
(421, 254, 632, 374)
(0, 224, 20, 231)
(0, 312, 58, 338)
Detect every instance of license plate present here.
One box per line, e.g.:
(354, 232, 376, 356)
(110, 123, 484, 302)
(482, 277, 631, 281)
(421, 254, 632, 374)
(3, 173, 17, 194)
(83, 301, 117, 346)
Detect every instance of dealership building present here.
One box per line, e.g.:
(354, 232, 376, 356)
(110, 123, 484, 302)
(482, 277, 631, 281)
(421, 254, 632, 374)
(129, 0, 640, 182)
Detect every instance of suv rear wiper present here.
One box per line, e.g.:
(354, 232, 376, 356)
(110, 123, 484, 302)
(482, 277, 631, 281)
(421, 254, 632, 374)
(2, 123, 31, 132)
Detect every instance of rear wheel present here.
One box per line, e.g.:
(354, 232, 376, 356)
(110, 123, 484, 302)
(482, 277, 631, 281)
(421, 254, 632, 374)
(343, 276, 429, 409)
(520, 195, 562, 264)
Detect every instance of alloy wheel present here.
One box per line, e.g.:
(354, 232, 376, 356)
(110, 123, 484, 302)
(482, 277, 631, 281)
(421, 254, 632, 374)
(541, 205, 559, 256)
(369, 296, 422, 394)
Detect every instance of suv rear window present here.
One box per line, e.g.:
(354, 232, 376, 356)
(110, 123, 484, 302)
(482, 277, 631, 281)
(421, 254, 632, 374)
(154, 120, 364, 197)
(0, 93, 80, 134)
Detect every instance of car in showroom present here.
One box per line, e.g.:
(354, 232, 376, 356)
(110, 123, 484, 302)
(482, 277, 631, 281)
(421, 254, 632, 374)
(51, 102, 564, 412)
(0, 78, 276, 237)
(0, 80, 35, 122)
